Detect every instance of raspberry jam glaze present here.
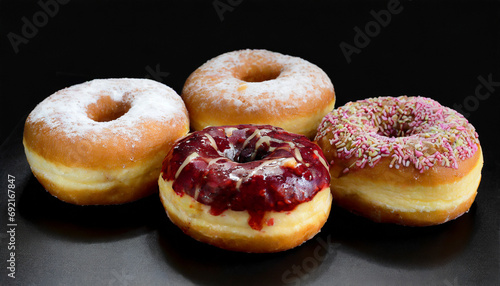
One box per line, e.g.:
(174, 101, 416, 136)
(161, 125, 330, 230)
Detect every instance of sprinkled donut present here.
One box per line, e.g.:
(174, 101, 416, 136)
(158, 124, 332, 252)
(23, 78, 190, 205)
(181, 49, 336, 138)
(315, 96, 483, 226)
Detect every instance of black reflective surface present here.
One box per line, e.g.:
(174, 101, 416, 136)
(1, 1, 499, 285)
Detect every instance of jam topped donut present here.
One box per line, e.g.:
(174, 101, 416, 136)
(159, 124, 332, 252)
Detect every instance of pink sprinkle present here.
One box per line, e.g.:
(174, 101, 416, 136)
(315, 95, 480, 173)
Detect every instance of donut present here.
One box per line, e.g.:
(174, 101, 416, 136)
(23, 78, 190, 205)
(315, 96, 483, 226)
(181, 49, 336, 138)
(158, 124, 332, 252)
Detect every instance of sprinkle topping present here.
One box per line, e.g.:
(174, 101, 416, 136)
(315, 96, 480, 173)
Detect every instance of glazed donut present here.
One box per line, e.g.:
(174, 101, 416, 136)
(181, 49, 336, 138)
(158, 124, 332, 252)
(315, 96, 483, 226)
(23, 78, 189, 205)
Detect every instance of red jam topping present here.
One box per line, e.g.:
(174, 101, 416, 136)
(162, 125, 330, 230)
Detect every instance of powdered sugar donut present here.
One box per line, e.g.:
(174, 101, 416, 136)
(315, 96, 483, 226)
(181, 49, 336, 138)
(23, 78, 189, 205)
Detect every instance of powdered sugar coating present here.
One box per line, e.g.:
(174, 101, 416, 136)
(27, 78, 186, 142)
(182, 49, 334, 114)
(315, 96, 480, 173)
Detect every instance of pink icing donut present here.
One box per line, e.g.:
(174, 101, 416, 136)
(315, 96, 483, 226)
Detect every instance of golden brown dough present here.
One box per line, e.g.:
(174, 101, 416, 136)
(181, 49, 336, 138)
(315, 96, 483, 226)
(23, 78, 190, 205)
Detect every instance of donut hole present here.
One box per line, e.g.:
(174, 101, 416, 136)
(86, 96, 132, 122)
(238, 64, 282, 82)
(374, 116, 415, 138)
(233, 147, 270, 163)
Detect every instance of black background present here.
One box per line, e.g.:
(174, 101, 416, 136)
(1, 0, 499, 285)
